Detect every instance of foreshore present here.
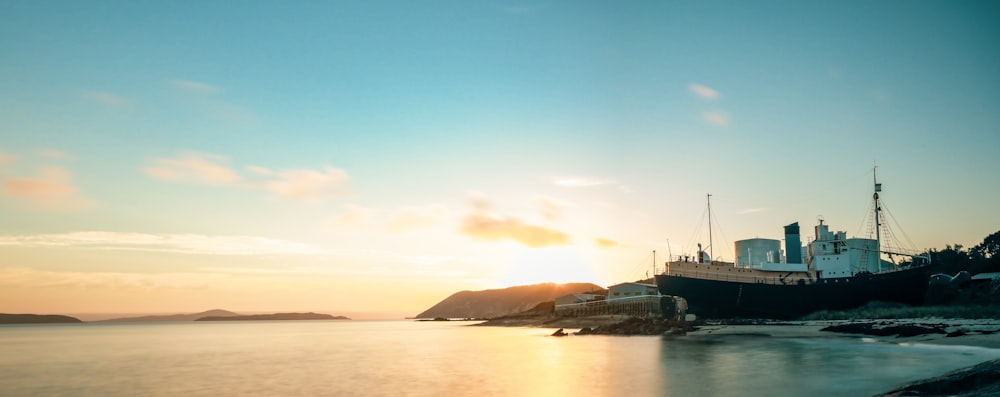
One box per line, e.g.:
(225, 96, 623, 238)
(476, 315, 1000, 395)
(477, 315, 1000, 349)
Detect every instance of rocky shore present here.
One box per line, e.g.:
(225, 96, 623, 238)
(874, 358, 1000, 397)
(477, 314, 1000, 395)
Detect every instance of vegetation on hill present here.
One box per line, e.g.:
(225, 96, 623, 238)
(98, 309, 240, 322)
(0, 314, 82, 324)
(415, 282, 604, 319)
(922, 230, 1000, 306)
(924, 230, 1000, 278)
(196, 312, 348, 321)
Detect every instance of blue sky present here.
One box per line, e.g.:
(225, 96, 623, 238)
(1, 1, 998, 317)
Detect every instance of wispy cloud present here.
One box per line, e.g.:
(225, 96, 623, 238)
(0, 267, 220, 290)
(248, 165, 349, 202)
(552, 176, 613, 187)
(535, 195, 573, 222)
(1, 165, 94, 212)
(330, 204, 377, 228)
(388, 204, 448, 232)
(170, 79, 256, 125)
(459, 193, 570, 248)
(702, 110, 731, 127)
(145, 152, 242, 185)
(593, 237, 619, 248)
(83, 91, 130, 108)
(461, 214, 570, 247)
(145, 152, 350, 202)
(171, 79, 221, 94)
(0, 232, 320, 255)
(689, 83, 721, 100)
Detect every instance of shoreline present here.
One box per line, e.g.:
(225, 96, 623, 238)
(477, 315, 1000, 395)
(689, 318, 1000, 349)
(477, 314, 1000, 348)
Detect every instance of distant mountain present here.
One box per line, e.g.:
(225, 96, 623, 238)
(196, 312, 349, 321)
(0, 313, 83, 324)
(415, 282, 604, 319)
(98, 309, 240, 322)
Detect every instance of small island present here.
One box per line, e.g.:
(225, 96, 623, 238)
(195, 312, 349, 321)
(0, 313, 83, 324)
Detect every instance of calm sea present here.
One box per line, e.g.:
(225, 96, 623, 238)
(1, 320, 998, 396)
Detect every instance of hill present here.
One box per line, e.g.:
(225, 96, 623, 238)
(415, 282, 604, 319)
(196, 312, 348, 321)
(98, 309, 240, 322)
(0, 313, 83, 324)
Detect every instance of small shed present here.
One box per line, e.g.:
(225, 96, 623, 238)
(607, 282, 658, 299)
(554, 293, 601, 306)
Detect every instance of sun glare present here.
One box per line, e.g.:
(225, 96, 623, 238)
(499, 247, 599, 286)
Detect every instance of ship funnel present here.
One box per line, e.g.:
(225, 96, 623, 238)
(784, 222, 802, 264)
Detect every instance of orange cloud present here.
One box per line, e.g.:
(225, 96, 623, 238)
(143, 152, 350, 201)
(329, 204, 377, 228)
(459, 193, 571, 247)
(145, 152, 350, 202)
(460, 213, 570, 247)
(250, 165, 349, 202)
(462, 214, 570, 248)
(535, 195, 572, 221)
(593, 237, 619, 248)
(145, 152, 242, 185)
(2, 165, 94, 212)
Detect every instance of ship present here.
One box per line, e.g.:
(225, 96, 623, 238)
(655, 170, 931, 319)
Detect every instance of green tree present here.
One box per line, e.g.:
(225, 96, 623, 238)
(971, 231, 1000, 274)
(972, 231, 1000, 259)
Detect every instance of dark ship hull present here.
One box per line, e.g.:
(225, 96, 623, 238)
(655, 266, 930, 319)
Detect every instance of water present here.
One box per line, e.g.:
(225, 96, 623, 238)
(1, 320, 998, 396)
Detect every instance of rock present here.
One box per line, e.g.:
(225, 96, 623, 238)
(666, 327, 687, 336)
(875, 358, 1000, 397)
(947, 329, 969, 338)
(886, 324, 946, 338)
(820, 322, 946, 338)
(551, 328, 568, 337)
(573, 317, 697, 336)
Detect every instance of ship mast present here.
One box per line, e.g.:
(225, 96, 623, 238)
(707, 193, 713, 264)
(873, 166, 882, 271)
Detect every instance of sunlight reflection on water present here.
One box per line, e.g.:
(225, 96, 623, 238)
(1, 321, 998, 396)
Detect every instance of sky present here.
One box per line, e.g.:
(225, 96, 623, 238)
(1, 1, 998, 318)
